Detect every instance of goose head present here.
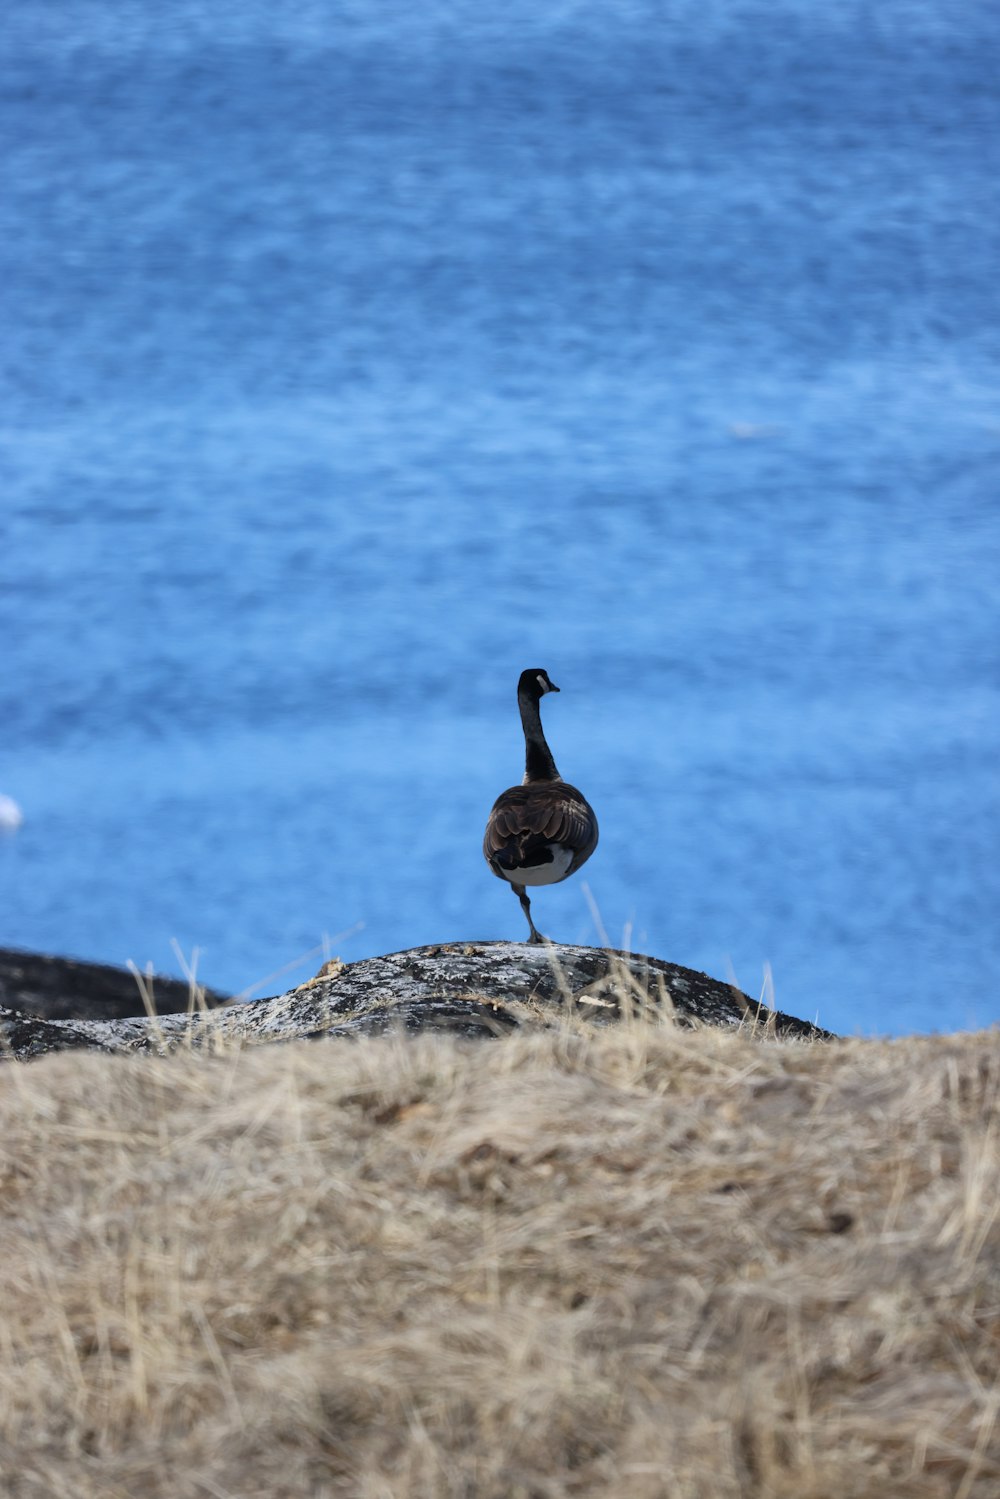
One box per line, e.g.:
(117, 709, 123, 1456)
(518, 668, 560, 699)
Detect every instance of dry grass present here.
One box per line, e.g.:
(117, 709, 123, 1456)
(1, 1013, 999, 1499)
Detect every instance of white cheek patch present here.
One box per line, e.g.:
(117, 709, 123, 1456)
(536, 673, 549, 693)
(499, 844, 574, 887)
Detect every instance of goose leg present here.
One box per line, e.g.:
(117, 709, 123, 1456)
(513, 883, 546, 944)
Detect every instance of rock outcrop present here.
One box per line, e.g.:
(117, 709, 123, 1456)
(0, 942, 834, 1061)
(0, 946, 231, 1021)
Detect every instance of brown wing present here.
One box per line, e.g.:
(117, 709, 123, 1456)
(483, 781, 598, 874)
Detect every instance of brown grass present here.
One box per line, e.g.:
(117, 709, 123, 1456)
(1, 1014, 998, 1499)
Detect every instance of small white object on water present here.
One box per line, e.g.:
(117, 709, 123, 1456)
(0, 794, 23, 832)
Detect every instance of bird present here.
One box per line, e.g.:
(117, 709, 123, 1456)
(0, 793, 23, 833)
(483, 668, 598, 944)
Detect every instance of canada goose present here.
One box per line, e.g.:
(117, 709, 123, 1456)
(483, 668, 598, 944)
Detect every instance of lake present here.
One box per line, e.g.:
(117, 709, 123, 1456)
(2, 0, 998, 1035)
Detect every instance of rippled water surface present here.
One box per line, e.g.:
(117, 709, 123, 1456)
(2, 0, 998, 1034)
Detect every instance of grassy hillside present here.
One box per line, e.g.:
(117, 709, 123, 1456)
(1, 1018, 998, 1498)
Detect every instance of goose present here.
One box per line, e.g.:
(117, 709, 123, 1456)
(483, 668, 598, 944)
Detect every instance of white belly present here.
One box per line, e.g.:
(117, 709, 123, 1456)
(498, 844, 574, 887)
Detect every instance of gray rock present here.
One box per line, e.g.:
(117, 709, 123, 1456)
(0, 946, 231, 1021)
(0, 943, 834, 1061)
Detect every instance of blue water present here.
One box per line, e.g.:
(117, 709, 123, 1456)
(2, 1, 998, 1036)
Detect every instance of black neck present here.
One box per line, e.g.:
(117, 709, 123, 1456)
(519, 692, 560, 782)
